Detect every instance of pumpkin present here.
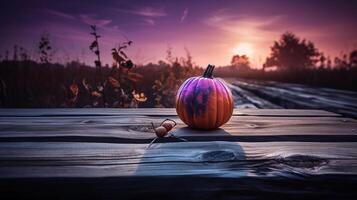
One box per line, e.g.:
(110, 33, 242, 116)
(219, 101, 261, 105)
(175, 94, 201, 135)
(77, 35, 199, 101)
(175, 64, 234, 130)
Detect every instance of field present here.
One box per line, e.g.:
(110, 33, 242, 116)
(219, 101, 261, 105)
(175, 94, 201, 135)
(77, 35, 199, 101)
(1, 60, 357, 119)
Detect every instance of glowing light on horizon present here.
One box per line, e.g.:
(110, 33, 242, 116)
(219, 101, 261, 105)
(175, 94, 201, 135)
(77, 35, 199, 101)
(232, 43, 254, 57)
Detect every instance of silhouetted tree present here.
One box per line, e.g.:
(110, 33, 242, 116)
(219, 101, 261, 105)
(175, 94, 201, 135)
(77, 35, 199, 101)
(349, 50, 357, 68)
(13, 45, 18, 61)
(334, 53, 349, 69)
(264, 32, 320, 71)
(318, 53, 326, 68)
(326, 56, 332, 69)
(4, 50, 9, 61)
(231, 54, 250, 71)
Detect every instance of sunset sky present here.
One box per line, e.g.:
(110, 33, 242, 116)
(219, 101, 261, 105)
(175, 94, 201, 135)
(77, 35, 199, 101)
(1, 0, 357, 67)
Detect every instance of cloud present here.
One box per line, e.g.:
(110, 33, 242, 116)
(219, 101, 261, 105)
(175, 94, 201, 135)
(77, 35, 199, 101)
(119, 7, 167, 17)
(143, 18, 155, 26)
(79, 14, 112, 27)
(44, 9, 113, 28)
(180, 8, 188, 23)
(204, 10, 285, 42)
(44, 9, 76, 20)
(204, 9, 329, 43)
(38, 21, 90, 42)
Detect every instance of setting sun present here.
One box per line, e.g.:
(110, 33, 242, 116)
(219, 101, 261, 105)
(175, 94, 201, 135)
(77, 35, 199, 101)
(232, 43, 254, 57)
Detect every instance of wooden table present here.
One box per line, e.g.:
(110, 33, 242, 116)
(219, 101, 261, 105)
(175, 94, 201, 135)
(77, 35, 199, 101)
(0, 108, 357, 199)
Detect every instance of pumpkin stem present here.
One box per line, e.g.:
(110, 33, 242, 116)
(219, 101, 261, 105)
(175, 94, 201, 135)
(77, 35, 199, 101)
(203, 64, 215, 78)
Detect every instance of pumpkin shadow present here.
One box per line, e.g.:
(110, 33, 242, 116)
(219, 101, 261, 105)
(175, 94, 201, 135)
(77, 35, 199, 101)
(134, 126, 247, 178)
(172, 127, 232, 137)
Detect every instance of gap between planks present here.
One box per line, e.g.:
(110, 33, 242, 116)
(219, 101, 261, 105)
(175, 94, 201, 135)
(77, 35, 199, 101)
(0, 108, 340, 117)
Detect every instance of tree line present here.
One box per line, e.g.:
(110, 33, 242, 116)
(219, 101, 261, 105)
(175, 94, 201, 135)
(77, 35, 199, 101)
(215, 32, 357, 91)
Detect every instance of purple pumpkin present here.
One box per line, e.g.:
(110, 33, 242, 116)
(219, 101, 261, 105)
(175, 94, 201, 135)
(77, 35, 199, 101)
(175, 64, 234, 130)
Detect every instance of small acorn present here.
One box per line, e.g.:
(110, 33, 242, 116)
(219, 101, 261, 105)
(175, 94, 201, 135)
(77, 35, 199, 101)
(161, 121, 174, 132)
(147, 119, 186, 149)
(154, 126, 167, 137)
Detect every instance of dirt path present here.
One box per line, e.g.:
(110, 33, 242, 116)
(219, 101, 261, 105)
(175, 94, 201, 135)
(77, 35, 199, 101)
(224, 78, 357, 118)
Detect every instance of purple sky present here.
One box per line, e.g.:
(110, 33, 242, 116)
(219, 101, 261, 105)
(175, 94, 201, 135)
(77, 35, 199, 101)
(1, 0, 357, 67)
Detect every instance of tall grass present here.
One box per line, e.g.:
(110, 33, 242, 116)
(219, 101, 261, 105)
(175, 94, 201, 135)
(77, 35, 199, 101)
(0, 58, 202, 108)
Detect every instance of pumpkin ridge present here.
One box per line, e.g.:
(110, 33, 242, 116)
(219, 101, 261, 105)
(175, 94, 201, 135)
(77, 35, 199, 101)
(180, 77, 197, 126)
(222, 79, 234, 117)
(176, 77, 195, 124)
(191, 78, 202, 128)
(181, 77, 199, 127)
(223, 80, 233, 123)
(201, 79, 214, 129)
(212, 79, 218, 129)
(223, 80, 233, 124)
(216, 79, 230, 126)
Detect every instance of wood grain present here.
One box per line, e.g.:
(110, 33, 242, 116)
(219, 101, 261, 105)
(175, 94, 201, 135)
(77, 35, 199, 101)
(0, 115, 355, 142)
(0, 141, 356, 178)
(0, 108, 356, 199)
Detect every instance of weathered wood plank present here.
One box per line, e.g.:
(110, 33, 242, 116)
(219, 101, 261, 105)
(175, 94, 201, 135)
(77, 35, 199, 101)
(0, 108, 340, 117)
(0, 141, 356, 178)
(0, 116, 355, 142)
(0, 108, 356, 199)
